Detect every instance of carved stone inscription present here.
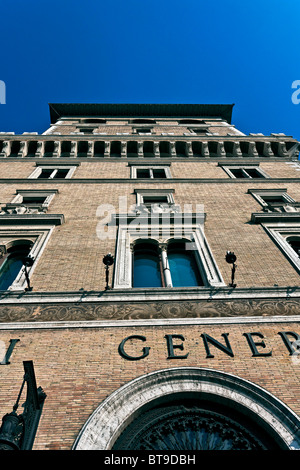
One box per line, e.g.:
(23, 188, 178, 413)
(118, 331, 300, 361)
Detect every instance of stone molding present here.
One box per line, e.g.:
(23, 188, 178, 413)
(1, 296, 300, 323)
(73, 367, 300, 450)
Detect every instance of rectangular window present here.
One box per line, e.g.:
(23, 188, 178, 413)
(78, 127, 94, 134)
(248, 189, 296, 213)
(134, 189, 175, 212)
(29, 165, 77, 179)
(136, 168, 151, 179)
(135, 128, 152, 135)
(188, 127, 209, 136)
(131, 165, 171, 179)
(3, 190, 58, 214)
(222, 166, 268, 179)
(143, 195, 169, 206)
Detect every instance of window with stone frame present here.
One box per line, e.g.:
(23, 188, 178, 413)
(262, 223, 300, 274)
(131, 165, 171, 179)
(133, 189, 179, 214)
(112, 215, 225, 289)
(248, 189, 300, 213)
(29, 165, 77, 180)
(0, 228, 52, 291)
(222, 165, 268, 179)
(1, 190, 58, 215)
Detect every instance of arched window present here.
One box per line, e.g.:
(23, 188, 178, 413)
(73, 368, 299, 450)
(132, 240, 204, 288)
(167, 241, 204, 287)
(133, 242, 163, 288)
(0, 241, 33, 290)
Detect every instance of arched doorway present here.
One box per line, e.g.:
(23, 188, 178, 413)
(73, 368, 300, 450)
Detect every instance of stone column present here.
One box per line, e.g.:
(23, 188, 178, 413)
(154, 141, 160, 158)
(185, 142, 193, 157)
(232, 141, 242, 157)
(70, 141, 77, 158)
(35, 141, 45, 158)
(0, 141, 11, 157)
(201, 141, 209, 157)
(277, 142, 288, 157)
(263, 142, 274, 157)
(104, 141, 110, 158)
(121, 141, 127, 158)
(138, 142, 143, 158)
(248, 141, 258, 157)
(169, 142, 176, 157)
(159, 243, 172, 287)
(17, 141, 28, 157)
(217, 141, 226, 157)
(53, 141, 61, 158)
(87, 141, 94, 157)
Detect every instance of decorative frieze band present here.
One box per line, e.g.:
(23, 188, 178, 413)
(1, 297, 300, 323)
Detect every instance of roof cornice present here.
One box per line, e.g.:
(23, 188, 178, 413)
(48, 103, 235, 124)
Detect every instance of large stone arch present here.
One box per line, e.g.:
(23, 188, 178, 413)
(73, 367, 300, 450)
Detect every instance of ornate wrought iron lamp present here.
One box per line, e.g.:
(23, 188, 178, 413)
(0, 361, 46, 450)
(225, 251, 237, 288)
(22, 255, 34, 291)
(103, 253, 114, 290)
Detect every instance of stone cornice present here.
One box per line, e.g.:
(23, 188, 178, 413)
(0, 213, 65, 225)
(0, 315, 299, 330)
(251, 212, 300, 223)
(0, 134, 298, 142)
(0, 178, 300, 184)
(1, 285, 300, 303)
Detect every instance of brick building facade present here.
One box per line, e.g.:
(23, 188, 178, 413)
(0, 103, 300, 450)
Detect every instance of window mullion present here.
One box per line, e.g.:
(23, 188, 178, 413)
(159, 244, 172, 287)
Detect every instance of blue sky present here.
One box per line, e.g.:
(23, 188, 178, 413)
(0, 0, 299, 140)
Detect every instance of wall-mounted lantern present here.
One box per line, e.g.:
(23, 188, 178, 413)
(225, 251, 237, 288)
(0, 361, 46, 450)
(22, 255, 34, 291)
(103, 253, 114, 290)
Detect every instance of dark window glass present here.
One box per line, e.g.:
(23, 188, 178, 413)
(246, 168, 263, 178)
(133, 244, 162, 288)
(54, 169, 69, 179)
(288, 239, 300, 257)
(0, 244, 32, 290)
(38, 169, 53, 179)
(152, 169, 166, 178)
(79, 128, 93, 134)
(137, 169, 151, 178)
(143, 196, 168, 205)
(262, 195, 285, 204)
(230, 169, 246, 178)
(22, 197, 46, 205)
(168, 243, 204, 287)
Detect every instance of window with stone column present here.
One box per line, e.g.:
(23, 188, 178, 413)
(112, 217, 225, 289)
